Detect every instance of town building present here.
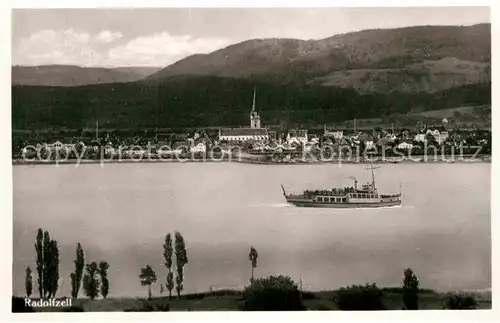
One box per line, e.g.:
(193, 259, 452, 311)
(218, 128, 269, 143)
(398, 141, 414, 150)
(324, 125, 344, 140)
(435, 131, 449, 144)
(422, 129, 450, 144)
(189, 142, 207, 154)
(287, 129, 308, 145)
(218, 88, 269, 143)
(414, 133, 426, 142)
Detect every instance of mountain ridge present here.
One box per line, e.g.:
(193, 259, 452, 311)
(145, 23, 490, 93)
(12, 24, 490, 93)
(12, 65, 162, 87)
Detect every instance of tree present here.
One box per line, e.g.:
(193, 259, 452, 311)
(160, 284, 164, 296)
(46, 240, 59, 298)
(83, 262, 100, 300)
(70, 243, 85, 299)
(42, 231, 51, 297)
(249, 246, 258, 282)
(174, 232, 188, 299)
(34, 229, 44, 298)
(98, 261, 110, 299)
(139, 265, 157, 300)
(242, 275, 305, 311)
(35, 229, 59, 298)
(25, 266, 33, 298)
(402, 268, 419, 310)
(163, 233, 174, 299)
(335, 284, 386, 310)
(443, 292, 478, 309)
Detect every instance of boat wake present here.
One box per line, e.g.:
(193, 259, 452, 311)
(249, 202, 293, 208)
(249, 203, 413, 210)
(353, 204, 404, 210)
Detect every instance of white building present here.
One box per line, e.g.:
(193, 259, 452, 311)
(385, 133, 397, 142)
(218, 88, 269, 143)
(426, 129, 440, 137)
(398, 141, 414, 150)
(287, 129, 308, 145)
(414, 133, 426, 142)
(104, 146, 116, 155)
(424, 129, 449, 144)
(219, 128, 269, 142)
(436, 131, 449, 144)
(190, 142, 206, 153)
(365, 140, 375, 149)
(324, 125, 344, 140)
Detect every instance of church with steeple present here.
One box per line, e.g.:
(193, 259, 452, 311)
(218, 87, 269, 143)
(250, 87, 261, 129)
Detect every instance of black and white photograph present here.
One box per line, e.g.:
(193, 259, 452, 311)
(6, 4, 494, 316)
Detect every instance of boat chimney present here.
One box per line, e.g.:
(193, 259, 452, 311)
(354, 179, 358, 190)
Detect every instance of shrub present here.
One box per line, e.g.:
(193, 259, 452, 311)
(124, 300, 170, 312)
(242, 275, 305, 311)
(83, 262, 100, 300)
(334, 283, 386, 310)
(443, 292, 478, 310)
(301, 291, 316, 300)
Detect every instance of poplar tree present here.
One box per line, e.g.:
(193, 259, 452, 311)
(34, 229, 44, 298)
(70, 243, 85, 299)
(34, 229, 59, 298)
(25, 266, 33, 298)
(163, 233, 174, 299)
(174, 232, 188, 299)
(47, 240, 59, 297)
(98, 261, 110, 299)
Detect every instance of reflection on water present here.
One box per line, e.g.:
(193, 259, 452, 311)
(13, 163, 491, 298)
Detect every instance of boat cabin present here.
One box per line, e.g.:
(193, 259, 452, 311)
(315, 196, 348, 203)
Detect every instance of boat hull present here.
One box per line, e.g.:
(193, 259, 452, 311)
(285, 198, 401, 208)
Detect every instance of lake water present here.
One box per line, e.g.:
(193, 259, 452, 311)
(13, 162, 491, 298)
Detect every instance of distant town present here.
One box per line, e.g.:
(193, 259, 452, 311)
(12, 89, 491, 163)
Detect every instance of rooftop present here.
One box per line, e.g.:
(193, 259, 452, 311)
(220, 128, 269, 137)
(288, 129, 307, 137)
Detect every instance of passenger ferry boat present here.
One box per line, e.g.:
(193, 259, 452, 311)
(281, 164, 402, 208)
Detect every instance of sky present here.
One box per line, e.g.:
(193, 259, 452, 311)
(11, 7, 490, 67)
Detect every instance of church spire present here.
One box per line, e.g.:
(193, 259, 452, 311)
(252, 86, 256, 112)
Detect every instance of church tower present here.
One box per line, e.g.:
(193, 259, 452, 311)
(250, 87, 261, 129)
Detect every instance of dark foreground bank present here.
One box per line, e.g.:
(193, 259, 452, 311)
(13, 288, 492, 312)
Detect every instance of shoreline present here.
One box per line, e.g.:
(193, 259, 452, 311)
(12, 156, 491, 166)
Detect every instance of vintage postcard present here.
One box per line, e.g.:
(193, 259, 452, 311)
(5, 3, 495, 321)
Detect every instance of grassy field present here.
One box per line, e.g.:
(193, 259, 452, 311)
(31, 289, 491, 312)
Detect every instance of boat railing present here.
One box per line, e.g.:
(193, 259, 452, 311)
(380, 194, 401, 198)
(303, 187, 355, 198)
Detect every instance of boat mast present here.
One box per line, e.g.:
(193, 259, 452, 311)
(281, 184, 287, 196)
(366, 159, 379, 191)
